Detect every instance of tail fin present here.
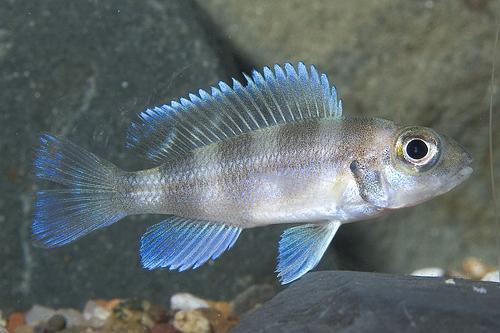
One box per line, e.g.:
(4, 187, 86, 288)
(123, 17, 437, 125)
(33, 134, 127, 247)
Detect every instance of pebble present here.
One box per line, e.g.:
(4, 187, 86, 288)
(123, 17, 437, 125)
(94, 299, 122, 311)
(0, 310, 6, 328)
(206, 302, 232, 318)
(56, 309, 85, 328)
(103, 318, 149, 333)
(481, 271, 500, 283)
(171, 293, 210, 311)
(10, 325, 33, 333)
(82, 300, 111, 327)
(173, 310, 211, 333)
(6, 312, 25, 333)
(45, 314, 66, 332)
(472, 286, 488, 294)
(140, 312, 156, 329)
(198, 308, 238, 333)
(462, 257, 495, 280)
(25, 305, 56, 326)
(410, 267, 445, 277)
(148, 304, 170, 323)
(152, 323, 181, 333)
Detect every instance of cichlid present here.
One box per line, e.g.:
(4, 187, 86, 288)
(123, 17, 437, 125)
(33, 63, 472, 284)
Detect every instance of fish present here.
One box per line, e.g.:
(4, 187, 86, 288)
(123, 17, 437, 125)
(33, 62, 473, 284)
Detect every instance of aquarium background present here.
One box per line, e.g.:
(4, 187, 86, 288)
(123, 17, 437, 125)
(0, 0, 499, 314)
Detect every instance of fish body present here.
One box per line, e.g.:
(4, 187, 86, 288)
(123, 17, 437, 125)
(125, 117, 390, 226)
(34, 63, 472, 284)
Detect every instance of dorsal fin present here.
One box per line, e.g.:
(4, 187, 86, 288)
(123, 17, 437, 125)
(127, 62, 343, 162)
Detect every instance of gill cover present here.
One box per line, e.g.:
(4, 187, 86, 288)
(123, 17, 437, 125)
(350, 160, 389, 208)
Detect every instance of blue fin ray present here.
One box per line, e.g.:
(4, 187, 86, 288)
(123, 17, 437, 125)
(33, 134, 126, 247)
(211, 227, 242, 260)
(127, 62, 342, 162)
(276, 221, 341, 284)
(140, 217, 242, 271)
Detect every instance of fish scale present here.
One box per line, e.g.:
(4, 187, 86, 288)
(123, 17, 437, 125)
(33, 62, 472, 284)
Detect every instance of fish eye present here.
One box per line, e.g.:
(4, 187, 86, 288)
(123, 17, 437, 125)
(405, 139, 429, 161)
(395, 127, 441, 172)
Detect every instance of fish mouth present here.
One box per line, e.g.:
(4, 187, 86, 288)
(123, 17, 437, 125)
(453, 151, 473, 181)
(445, 165, 473, 192)
(438, 165, 473, 196)
(457, 166, 473, 179)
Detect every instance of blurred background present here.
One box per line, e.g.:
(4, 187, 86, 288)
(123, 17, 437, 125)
(0, 0, 499, 314)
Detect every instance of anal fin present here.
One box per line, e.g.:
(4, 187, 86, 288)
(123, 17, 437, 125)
(140, 217, 241, 271)
(277, 221, 341, 284)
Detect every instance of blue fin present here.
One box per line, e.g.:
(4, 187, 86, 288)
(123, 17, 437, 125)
(33, 134, 126, 247)
(276, 221, 341, 284)
(127, 62, 342, 162)
(140, 217, 242, 271)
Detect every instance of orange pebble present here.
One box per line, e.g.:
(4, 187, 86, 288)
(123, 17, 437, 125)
(462, 257, 495, 280)
(7, 312, 25, 333)
(208, 301, 233, 317)
(93, 298, 122, 310)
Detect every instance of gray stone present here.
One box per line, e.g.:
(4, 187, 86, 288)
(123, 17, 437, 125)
(232, 271, 500, 333)
(46, 314, 66, 332)
(196, 0, 500, 274)
(0, 0, 295, 312)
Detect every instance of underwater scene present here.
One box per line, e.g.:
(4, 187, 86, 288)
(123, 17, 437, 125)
(1, 0, 500, 332)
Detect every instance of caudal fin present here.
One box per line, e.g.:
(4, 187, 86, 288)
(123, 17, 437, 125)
(33, 134, 127, 247)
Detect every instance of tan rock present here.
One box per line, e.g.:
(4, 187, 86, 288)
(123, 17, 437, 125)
(83, 300, 111, 328)
(173, 310, 211, 333)
(462, 257, 496, 280)
(205, 302, 232, 318)
(13, 325, 34, 333)
(198, 308, 238, 333)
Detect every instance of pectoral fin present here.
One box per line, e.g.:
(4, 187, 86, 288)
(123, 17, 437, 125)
(349, 160, 389, 207)
(276, 221, 341, 284)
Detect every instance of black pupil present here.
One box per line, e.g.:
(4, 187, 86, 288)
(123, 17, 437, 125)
(406, 139, 428, 160)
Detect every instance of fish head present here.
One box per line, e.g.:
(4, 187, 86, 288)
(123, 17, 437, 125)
(379, 125, 473, 209)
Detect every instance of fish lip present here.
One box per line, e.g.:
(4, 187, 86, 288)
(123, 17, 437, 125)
(455, 151, 473, 180)
(458, 166, 473, 178)
(452, 165, 473, 184)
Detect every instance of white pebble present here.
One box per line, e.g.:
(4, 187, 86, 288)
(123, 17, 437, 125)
(481, 271, 500, 283)
(25, 305, 56, 325)
(472, 286, 487, 294)
(170, 293, 210, 311)
(444, 278, 456, 285)
(410, 267, 445, 278)
(83, 300, 111, 327)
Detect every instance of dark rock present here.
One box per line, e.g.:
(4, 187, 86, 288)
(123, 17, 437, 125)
(45, 314, 66, 332)
(231, 271, 500, 333)
(232, 284, 276, 315)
